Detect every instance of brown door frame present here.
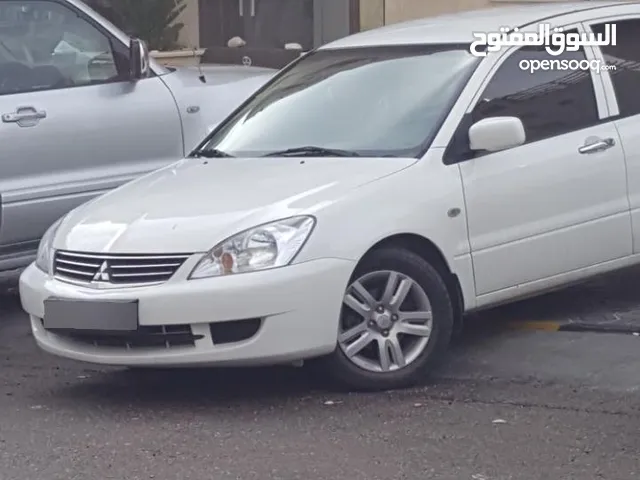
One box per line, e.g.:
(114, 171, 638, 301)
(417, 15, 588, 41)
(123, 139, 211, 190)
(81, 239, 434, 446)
(349, 0, 360, 34)
(199, 0, 360, 48)
(198, 0, 244, 47)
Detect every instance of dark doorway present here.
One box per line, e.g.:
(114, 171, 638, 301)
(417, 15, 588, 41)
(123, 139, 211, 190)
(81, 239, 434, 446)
(199, 0, 314, 50)
(245, 0, 314, 49)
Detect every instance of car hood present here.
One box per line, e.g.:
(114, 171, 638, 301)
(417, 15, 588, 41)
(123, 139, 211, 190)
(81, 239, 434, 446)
(170, 64, 276, 88)
(55, 157, 417, 254)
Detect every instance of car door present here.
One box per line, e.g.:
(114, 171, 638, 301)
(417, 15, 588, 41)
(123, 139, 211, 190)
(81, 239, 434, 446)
(453, 29, 631, 298)
(0, 0, 182, 267)
(584, 16, 640, 255)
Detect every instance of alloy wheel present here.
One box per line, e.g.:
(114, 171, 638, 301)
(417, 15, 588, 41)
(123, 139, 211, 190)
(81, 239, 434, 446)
(338, 270, 433, 373)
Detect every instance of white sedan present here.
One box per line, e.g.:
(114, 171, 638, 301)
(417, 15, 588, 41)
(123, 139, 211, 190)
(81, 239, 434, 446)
(19, 1, 640, 390)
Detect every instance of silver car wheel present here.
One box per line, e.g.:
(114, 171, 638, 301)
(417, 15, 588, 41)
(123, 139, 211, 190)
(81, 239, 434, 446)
(338, 270, 433, 373)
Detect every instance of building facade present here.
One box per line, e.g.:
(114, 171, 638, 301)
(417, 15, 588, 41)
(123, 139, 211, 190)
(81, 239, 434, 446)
(176, 0, 578, 51)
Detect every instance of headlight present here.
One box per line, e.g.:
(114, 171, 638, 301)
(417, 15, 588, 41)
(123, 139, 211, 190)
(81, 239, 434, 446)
(189, 216, 315, 279)
(35, 217, 64, 274)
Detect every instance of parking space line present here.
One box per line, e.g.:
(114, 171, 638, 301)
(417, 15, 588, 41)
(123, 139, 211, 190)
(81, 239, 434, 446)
(506, 320, 562, 331)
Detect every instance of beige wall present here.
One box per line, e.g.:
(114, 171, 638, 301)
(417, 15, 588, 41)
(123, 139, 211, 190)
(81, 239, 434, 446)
(360, 0, 582, 30)
(177, 0, 200, 48)
(360, 0, 385, 31)
(384, 0, 491, 24)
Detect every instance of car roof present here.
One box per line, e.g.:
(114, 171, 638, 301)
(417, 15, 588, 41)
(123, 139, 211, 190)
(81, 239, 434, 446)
(320, 1, 633, 49)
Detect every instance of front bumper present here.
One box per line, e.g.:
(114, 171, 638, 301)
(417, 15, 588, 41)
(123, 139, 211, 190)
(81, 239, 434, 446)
(19, 258, 355, 367)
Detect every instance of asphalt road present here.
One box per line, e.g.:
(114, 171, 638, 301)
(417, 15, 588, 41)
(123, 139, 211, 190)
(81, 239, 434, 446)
(2, 285, 640, 480)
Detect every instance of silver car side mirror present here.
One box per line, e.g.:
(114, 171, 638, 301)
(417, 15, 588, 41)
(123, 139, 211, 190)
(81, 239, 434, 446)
(129, 37, 150, 80)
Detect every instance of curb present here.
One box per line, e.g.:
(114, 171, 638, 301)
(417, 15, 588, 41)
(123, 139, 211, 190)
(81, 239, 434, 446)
(507, 320, 640, 335)
(558, 323, 640, 334)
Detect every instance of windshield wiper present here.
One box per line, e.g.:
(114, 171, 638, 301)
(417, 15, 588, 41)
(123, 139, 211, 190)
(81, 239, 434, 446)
(263, 146, 360, 157)
(192, 148, 234, 158)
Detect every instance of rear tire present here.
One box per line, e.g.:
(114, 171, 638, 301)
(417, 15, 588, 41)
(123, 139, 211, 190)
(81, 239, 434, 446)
(320, 247, 454, 391)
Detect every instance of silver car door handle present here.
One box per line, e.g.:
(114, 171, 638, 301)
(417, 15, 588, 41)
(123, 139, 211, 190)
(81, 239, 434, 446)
(238, 0, 243, 16)
(2, 106, 47, 126)
(250, 0, 255, 16)
(578, 137, 615, 154)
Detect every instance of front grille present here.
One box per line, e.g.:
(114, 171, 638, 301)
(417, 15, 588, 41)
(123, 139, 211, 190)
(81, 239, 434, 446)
(47, 322, 202, 349)
(53, 250, 191, 286)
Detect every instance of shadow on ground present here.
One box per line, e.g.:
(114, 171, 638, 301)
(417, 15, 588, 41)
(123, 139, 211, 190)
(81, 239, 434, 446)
(3, 266, 640, 408)
(11, 325, 540, 410)
(469, 265, 640, 331)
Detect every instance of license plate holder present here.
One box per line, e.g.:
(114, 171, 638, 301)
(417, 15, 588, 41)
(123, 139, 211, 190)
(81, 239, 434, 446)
(43, 297, 139, 332)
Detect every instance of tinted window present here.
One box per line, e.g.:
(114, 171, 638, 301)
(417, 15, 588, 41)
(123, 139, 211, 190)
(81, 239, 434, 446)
(201, 45, 481, 158)
(471, 36, 599, 145)
(0, 0, 128, 96)
(593, 20, 640, 118)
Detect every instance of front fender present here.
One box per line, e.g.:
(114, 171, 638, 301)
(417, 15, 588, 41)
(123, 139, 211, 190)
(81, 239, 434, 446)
(160, 66, 276, 153)
(293, 150, 476, 308)
(190, 73, 276, 150)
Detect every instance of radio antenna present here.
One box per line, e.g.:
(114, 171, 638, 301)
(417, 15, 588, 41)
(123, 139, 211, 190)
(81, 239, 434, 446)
(173, 0, 206, 82)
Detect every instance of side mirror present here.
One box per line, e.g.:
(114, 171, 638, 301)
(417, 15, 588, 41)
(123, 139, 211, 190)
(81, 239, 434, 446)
(129, 37, 150, 80)
(468, 116, 526, 153)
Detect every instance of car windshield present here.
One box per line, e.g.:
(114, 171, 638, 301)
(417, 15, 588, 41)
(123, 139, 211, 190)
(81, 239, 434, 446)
(198, 44, 481, 158)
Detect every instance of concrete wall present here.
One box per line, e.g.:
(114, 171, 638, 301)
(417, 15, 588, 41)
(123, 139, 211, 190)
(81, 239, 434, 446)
(385, 0, 491, 24)
(177, 0, 200, 48)
(359, 0, 385, 31)
(359, 0, 582, 31)
(314, 0, 351, 47)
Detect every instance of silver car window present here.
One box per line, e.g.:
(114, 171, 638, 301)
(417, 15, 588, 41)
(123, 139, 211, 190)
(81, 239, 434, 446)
(0, 0, 127, 95)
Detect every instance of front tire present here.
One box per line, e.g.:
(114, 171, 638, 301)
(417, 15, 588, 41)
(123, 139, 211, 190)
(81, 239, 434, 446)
(321, 247, 454, 391)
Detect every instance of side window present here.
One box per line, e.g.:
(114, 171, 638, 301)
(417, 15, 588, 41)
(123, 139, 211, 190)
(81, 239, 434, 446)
(592, 19, 640, 119)
(470, 33, 599, 146)
(0, 0, 128, 96)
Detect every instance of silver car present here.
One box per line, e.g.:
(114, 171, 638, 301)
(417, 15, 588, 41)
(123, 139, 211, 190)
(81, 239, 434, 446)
(0, 0, 275, 285)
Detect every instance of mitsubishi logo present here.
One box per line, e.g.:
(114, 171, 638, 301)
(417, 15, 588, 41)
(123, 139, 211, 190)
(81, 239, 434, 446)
(92, 261, 110, 283)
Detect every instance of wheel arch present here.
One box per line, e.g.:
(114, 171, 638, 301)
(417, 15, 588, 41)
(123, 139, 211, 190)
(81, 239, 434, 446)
(358, 233, 465, 334)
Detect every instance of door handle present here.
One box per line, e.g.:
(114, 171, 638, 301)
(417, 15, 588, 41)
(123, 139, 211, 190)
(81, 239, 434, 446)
(250, 0, 255, 16)
(578, 137, 615, 154)
(2, 106, 46, 128)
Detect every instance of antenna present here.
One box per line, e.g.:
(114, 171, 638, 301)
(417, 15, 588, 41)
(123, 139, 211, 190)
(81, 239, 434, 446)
(174, 0, 206, 82)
